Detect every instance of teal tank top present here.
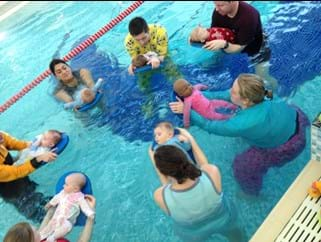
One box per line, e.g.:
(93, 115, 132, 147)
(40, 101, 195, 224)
(163, 171, 222, 224)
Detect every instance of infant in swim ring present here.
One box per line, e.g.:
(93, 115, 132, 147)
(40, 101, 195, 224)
(15, 130, 62, 165)
(131, 51, 160, 68)
(64, 78, 104, 110)
(153, 121, 194, 163)
(39, 173, 95, 242)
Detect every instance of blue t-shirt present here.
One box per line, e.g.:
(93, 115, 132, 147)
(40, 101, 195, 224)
(191, 90, 296, 148)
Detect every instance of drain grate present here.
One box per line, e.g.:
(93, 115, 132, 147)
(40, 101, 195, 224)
(275, 186, 321, 242)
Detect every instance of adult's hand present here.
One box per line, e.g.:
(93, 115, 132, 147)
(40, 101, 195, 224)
(35, 151, 57, 163)
(84, 194, 96, 210)
(74, 106, 81, 112)
(176, 128, 194, 142)
(169, 96, 184, 114)
(148, 57, 160, 69)
(128, 64, 135, 75)
(203, 39, 226, 51)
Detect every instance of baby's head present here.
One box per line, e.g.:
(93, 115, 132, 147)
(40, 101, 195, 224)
(63, 173, 86, 193)
(40, 130, 62, 148)
(190, 26, 209, 43)
(132, 54, 148, 68)
(81, 88, 95, 103)
(173, 79, 193, 98)
(154, 122, 175, 145)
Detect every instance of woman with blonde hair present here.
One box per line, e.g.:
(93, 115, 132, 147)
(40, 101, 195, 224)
(170, 73, 309, 195)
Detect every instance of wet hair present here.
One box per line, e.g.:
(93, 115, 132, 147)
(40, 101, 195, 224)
(47, 130, 62, 145)
(155, 121, 174, 133)
(237, 73, 273, 104)
(154, 145, 201, 184)
(132, 55, 148, 67)
(190, 26, 203, 42)
(4, 222, 34, 242)
(173, 79, 192, 97)
(129, 17, 149, 36)
(49, 59, 69, 76)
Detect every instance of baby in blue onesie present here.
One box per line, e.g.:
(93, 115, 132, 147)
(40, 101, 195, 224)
(153, 121, 193, 162)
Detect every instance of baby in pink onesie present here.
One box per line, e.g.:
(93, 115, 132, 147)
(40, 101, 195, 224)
(39, 173, 95, 242)
(173, 79, 237, 128)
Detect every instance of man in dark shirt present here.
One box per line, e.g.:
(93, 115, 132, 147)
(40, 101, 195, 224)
(204, 1, 277, 90)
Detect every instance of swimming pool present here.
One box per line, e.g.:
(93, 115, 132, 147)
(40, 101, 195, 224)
(0, 1, 320, 241)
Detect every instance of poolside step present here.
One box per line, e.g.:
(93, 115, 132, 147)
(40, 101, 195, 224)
(250, 159, 321, 242)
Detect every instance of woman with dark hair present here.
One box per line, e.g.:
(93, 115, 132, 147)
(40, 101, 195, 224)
(49, 59, 95, 103)
(149, 128, 244, 242)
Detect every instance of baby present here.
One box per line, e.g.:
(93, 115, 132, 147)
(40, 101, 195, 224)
(190, 25, 235, 44)
(173, 79, 238, 128)
(153, 121, 193, 162)
(15, 130, 62, 165)
(64, 78, 104, 110)
(39, 173, 95, 242)
(131, 51, 159, 68)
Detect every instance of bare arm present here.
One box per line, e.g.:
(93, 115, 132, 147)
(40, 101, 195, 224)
(176, 128, 209, 167)
(175, 129, 222, 193)
(176, 134, 189, 143)
(77, 195, 96, 242)
(153, 187, 169, 214)
(148, 146, 169, 185)
(78, 216, 95, 242)
(203, 39, 245, 53)
(80, 69, 95, 88)
(201, 164, 222, 193)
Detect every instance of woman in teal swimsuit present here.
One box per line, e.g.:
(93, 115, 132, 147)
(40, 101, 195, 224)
(49, 59, 95, 104)
(148, 128, 244, 242)
(170, 73, 309, 195)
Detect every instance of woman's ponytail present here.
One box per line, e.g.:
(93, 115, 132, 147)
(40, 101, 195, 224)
(154, 145, 201, 184)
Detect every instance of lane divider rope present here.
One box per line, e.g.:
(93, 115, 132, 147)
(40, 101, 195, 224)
(0, 1, 144, 114)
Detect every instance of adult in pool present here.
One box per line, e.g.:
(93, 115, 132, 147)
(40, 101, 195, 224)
(170, 73, 309, 195)
(149, 128, 245, 241)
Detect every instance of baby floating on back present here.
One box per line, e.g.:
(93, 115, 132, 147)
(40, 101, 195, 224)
(15, 130, 62, 165)
(173, 79, 237, 128)
(39, 173, 95, 242)
(189, 25, 235, 48)
(64, 78, 104, 111)
(152, 121, 195, 164)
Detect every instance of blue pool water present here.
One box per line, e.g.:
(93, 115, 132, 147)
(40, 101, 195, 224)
(0, 1, 320, 241)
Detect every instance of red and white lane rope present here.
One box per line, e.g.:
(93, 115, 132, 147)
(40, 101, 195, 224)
(0, 1, 144, 114)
